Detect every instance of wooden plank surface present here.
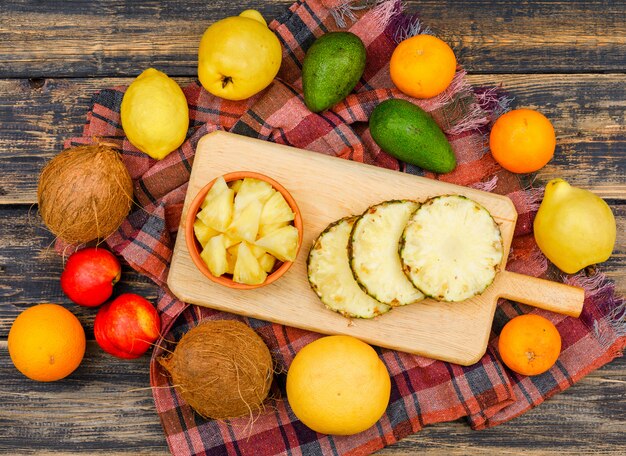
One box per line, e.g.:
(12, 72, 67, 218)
(1, 341, 624, 455)
(1, 74, 624, 204)
(0, 204, 622, 339)
(1, 0, 624, 454)
(168, 132, 585, 365)
(1, 1, 624, 77)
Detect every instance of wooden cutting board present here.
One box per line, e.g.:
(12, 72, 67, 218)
(168, 131, 584, 365)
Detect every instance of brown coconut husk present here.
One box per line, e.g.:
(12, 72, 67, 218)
(159, 320, 274, 420)
(37, 144, 134, 244)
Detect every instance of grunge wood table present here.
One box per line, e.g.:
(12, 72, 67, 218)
(1, 1, 624, 454)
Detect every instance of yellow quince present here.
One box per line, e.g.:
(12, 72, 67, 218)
(534, 178, 616, 274)
(198, 10, 282, 101)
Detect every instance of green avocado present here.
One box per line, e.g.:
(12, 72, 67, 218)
(302, 32, 366, 113)
(369, 99, 457, 174)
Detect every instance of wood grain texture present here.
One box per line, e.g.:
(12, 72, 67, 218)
(0, 205, 158, 339)
(1, 74, 624, 204)
(2, 1, 624, 77)
(0, 341, 624, 455)
(0, 203, 623, 338)
(497, 271, 583, 317)
(167, 132, 583, 365)
(0, 341, 167, 454)
(1, 0, 624, 453)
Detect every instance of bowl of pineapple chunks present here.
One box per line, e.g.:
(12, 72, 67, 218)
(186, 171, 303, 289)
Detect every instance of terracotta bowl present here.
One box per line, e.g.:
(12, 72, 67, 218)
(186, 171, 303, 290)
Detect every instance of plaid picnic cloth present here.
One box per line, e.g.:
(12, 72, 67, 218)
(63, 0, 625, 454)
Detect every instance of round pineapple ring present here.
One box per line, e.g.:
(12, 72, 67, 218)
(308, 217, 392, 319)
(349, 200, 424, 306)
(185, 171, 303, 289)
(400, 195, 504, 302)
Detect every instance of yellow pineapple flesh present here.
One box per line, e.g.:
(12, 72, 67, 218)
(258, 221, 289, 238)
(255, 225, 299, 262)
(350, 200, 424, 306)
(200, 234, 229, 277)
(258, 253, 276, 273)
(233, 242, 267, 285)
(260, 191, 295, 225)
(233, 178, 275, 217)
(225, 199, 263, 243)
(197, 187, 234, 232)
(193, 219, 219, 247)
(400, 195, 503, 302)
(307, 217, 391, 318)
(201, 176, 229, 209)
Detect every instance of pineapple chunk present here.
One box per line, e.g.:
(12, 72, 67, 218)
(227, 244, 239, 257)
(201, 176, 229, 209)
(255, 225, 299, 262)
(200, 234, 229, 277)
(197, 187, 234, 232)
(193, 219, 219, 247)
(249, 243, 267, 259)
(260, 191, 295, 225)
(258, 253, 276, 273)
(229, 179, 243, 193)
(307, 217, 391, 318)
(223, 234, 241, 249)
(400, 195, 503, 302)
(225, 249, 237, 275)
(350, 200, 424, 306)
(233, 178, 275, 216)
(225, 199, 263, 243)
(233, 242, 267, 285)
(258, 221, 289, 238)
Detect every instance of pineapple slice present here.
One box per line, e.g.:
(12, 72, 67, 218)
(225, 199, 263, 243)
(229, 179, 243, 193)
(350, 200, 424, 306)
(258, 253, 276, 273)
(400, 195, 504, 302)
(307, 217, 391, 318)
(258, 221, 289, 238)
(233, 242, 267, 285)
(197, 187, 234, 232)
(193, 219, 219, 247)
(255, 225, 299, 262)
(200, 234, 229, 277)
(233, 178, 275, 216)
(259, 191, 295, 226)
(201, 176, 229, 209)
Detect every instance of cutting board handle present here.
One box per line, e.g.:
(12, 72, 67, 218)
(494, 270, 585, 317)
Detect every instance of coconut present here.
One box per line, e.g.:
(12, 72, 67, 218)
(159, 320, 274, 420)
(37, 144, 133, 244)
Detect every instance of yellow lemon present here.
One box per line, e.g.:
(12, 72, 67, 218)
(121, 68, 189, 160)
(198, 10, 282, 101)
(286, 335, 391, 435)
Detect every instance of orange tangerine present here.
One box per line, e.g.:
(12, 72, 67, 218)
(490, 109, 556, 173)
(390, 34, 457, 99)
(498, 314, 561, 376)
